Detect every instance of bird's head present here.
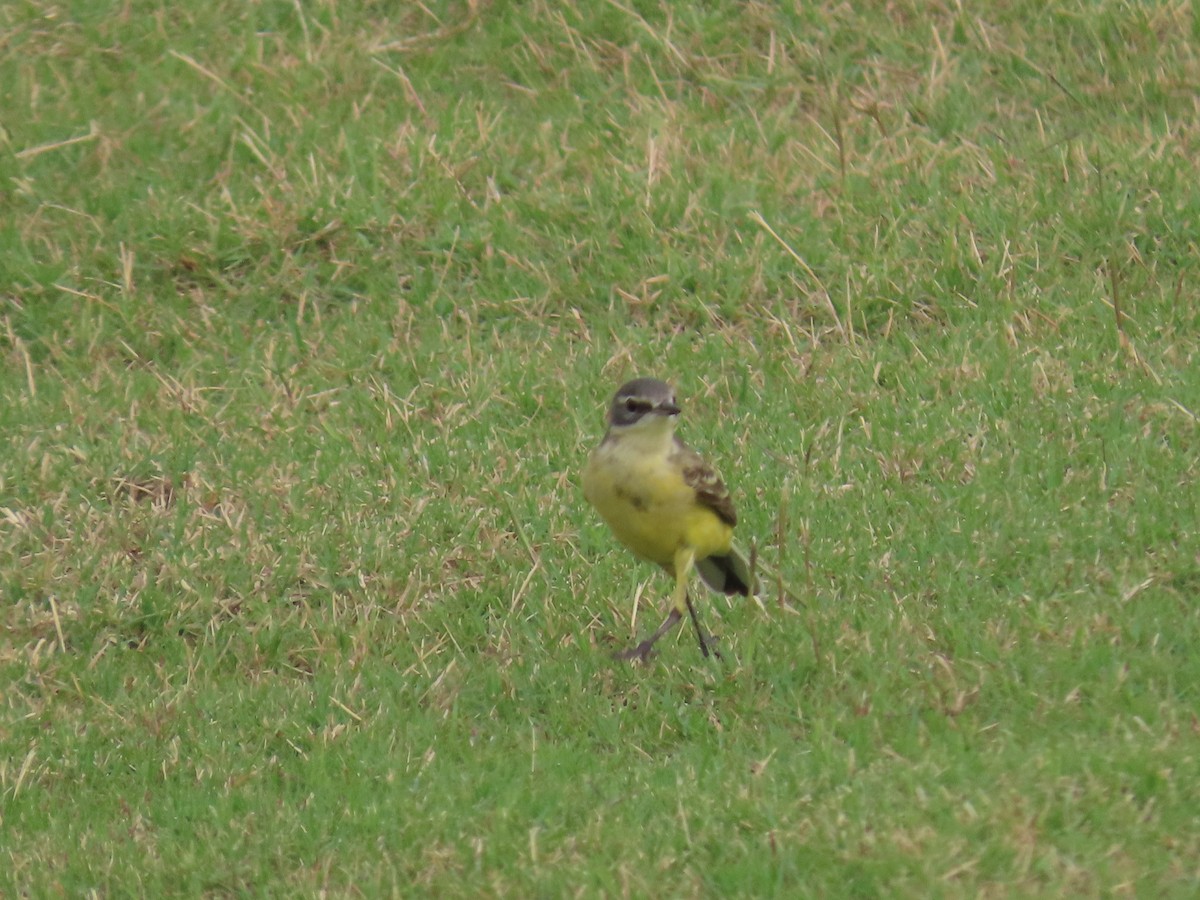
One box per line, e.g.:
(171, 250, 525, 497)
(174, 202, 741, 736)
(607, 378, 681, 431)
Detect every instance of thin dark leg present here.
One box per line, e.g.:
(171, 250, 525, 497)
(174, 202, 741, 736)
(613, 608, 682, 662)
(685, 594, 721, 660)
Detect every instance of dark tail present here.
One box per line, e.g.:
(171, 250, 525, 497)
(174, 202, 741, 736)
(696, 547, 754, 596)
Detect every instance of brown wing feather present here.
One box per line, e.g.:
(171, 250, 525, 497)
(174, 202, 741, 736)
(672, 437, 737, 526)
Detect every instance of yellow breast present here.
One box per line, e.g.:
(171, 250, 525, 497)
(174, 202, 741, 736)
(583, 436, 733, 572)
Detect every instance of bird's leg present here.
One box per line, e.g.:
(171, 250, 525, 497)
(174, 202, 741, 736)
(684, 592, 721, 660)
(670, 547, 720, 659)
(612, 607, 682, 661)
(615, 547, 723, 662)
(613, 548, 693, 661)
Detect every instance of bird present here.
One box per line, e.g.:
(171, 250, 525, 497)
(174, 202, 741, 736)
(582, 377, 754, 660)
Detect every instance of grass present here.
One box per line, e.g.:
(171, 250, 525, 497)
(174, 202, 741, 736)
(3, 0, 1199, 895)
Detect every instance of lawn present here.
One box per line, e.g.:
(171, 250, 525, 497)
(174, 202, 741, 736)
(2, 0, 1199, 896)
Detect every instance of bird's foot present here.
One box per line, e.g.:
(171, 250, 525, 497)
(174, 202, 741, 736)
(697, 633, 723, 661)
(612, 639, 657, 662)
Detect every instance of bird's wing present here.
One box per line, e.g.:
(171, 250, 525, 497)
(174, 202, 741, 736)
(673, 437, 737, 526)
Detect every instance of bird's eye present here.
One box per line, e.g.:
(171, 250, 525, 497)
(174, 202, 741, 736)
(624, 398, 639, 412)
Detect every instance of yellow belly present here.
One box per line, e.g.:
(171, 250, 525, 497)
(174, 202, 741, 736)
(583, 442, 733, 572)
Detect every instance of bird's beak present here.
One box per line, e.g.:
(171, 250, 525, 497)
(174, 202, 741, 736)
(657, 400, 681, 416)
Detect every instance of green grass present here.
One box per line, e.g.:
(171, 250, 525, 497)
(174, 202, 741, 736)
(3, 0, 1199, 895)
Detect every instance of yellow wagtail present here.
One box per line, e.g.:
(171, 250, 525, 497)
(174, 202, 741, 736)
(583, 377, 754, 660)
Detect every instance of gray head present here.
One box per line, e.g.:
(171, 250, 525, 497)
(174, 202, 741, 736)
(608, 378, 681, 427)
